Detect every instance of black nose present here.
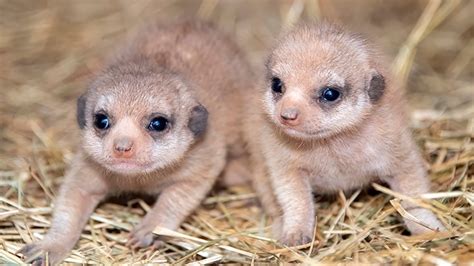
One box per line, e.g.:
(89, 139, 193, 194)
(280, 108, 299, 121)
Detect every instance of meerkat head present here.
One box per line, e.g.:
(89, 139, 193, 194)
(76, 58, 208, 175)
(263, 23, 386, 140)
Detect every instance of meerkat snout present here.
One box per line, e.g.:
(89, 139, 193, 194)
(277, 90, 306, 126)
(107, 117, 141, 160)
(113, 137, 134, 158)
(280, 107, 300, 123)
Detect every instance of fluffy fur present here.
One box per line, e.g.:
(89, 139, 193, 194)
(244, 22, 445, 246)
(20, 21, 252, 265)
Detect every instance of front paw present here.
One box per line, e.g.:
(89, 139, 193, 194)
(404, 208, 446, 235)
(279, 228, 313, 246)
(127, 225, 164, 250)
(18, 241, 68, 266)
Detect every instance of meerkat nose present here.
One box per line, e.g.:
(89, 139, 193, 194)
(113, 137, 134, 158)
(280, 107, 300, 122)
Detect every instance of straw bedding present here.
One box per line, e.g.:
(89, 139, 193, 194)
(0, 0, 472, 264)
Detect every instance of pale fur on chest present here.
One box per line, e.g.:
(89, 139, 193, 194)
(261, 117, 397, 193)
(104, 173, 171, 194)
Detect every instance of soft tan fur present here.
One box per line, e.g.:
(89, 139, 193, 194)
(244, 22, 445, 246)
(20, 21, 251, 265)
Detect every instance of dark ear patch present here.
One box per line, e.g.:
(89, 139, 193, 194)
(188, 104, 208, 137)
(368, 73, 385, 103)
(76, 93, 87, 129)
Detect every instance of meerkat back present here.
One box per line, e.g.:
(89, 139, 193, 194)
(130, 22, 251, 153)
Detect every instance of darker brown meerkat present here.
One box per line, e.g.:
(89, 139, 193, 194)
(20, 21, 252, 264)
(244, 22, 445, 246)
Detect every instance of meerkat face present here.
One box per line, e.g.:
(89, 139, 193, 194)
(77, 67, 208, 176)
(263, 24, 385, 140)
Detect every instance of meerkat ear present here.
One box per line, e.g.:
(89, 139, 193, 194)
(188, 104, 208, 137)
(76, 93, 87, 129)
(368, 71, 385, 103)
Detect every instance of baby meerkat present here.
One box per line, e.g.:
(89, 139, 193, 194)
(20, 21, 251, 264)
(244, 22, 445, 246)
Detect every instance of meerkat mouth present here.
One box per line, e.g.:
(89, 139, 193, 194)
(106, 159, 155, 173)
(278, 124, 330, 139)
(270, 114, 328, 139)
(271, 111, 328, 139)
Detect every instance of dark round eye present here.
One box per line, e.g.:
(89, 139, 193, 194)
(321, 87, 341, 102)
(271, 77, 283, 93)
(94, 113, 110, 130)
(148, 117, 169, 132)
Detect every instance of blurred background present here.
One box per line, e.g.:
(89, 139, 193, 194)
(0, 0, 472, 264)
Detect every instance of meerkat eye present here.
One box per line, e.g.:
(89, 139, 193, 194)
(321, 87, 341, 102)
(94, 113, 110, 130)
(148, 116, 169, 132)
(271, 77, 284, 94)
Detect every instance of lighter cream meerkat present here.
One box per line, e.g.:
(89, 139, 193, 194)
(20, 21, 252, 264)
(244, 22, 446, 245)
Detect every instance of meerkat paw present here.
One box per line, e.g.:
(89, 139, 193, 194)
(279, 227, 313, 246)
(127, 225, 164, 250)
(18, 241, 68, 266)
(404, 208, 446, 235)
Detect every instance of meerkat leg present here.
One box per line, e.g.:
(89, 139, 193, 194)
(270, 168, 315, 246)
(384, 168, 445, 234)
(127, 179, 214, 249)
(19, 165, 107, 265)
(250, 162, 284, 238)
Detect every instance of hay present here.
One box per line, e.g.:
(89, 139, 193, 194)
(0, 0, 472, 264)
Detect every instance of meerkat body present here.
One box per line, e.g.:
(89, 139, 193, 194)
(244, 23, 445, 245)
(21, 21, 251, 264)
